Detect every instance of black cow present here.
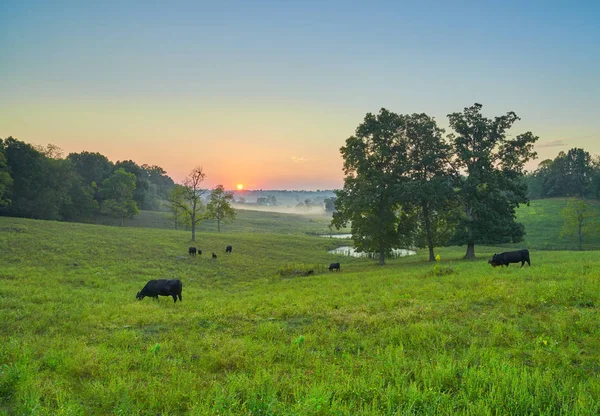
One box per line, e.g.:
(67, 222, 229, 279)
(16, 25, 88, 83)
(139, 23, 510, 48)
(188, 247, 197, 256)
(225, 245, 233, 254)
(212, 253, 218, 259)
(489, 249, 531, 267)
(329, 262, 341, 272)
(197, 249, 202, 256)
(136, 279, 182, 303)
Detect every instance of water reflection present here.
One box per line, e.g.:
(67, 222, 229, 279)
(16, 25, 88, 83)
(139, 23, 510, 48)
(328, 246, 416, 258)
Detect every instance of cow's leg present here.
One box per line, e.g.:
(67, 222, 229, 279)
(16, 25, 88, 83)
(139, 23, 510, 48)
(172, 295, 177, 303)
(178, 294, 182, 302)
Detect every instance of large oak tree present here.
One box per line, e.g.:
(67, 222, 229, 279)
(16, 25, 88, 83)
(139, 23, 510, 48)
(332, 109, 408, 265)
(447, 103, 538, 259)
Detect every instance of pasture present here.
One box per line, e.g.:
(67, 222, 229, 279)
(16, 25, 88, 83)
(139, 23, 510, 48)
(1, 214, 600, 415)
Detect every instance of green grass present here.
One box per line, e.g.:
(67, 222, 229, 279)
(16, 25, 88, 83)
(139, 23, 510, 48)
(516, 198, 600, 250)
(1, 216, 600, 414)
(93, 208, 348, 236)
(94, 198, 600, 251)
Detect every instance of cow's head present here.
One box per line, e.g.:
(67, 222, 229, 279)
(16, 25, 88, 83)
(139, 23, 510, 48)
(136, 291, 145, 300)
(488, 254, 500, 267)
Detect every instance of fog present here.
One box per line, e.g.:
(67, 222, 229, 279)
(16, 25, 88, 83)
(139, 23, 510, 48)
(232, 203, 331, 216)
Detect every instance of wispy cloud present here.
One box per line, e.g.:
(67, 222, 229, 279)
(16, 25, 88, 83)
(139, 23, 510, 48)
(291, 156, 317, 163)
(537, 140, 567, 148)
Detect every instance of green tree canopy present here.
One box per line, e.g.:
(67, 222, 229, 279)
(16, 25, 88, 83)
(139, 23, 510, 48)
(400, 113, 458, 261)
(332, 108, 408, 265)
(206, 185, 236, 232)
(0, 140, 13, 207)
(182, 166, 208, 242)
(447, 103, 538, 259)
(66, 151, 114, 187)
(99, 168, 139, 225)
(165, 184, 188, 230)
(560, 198, 599, 250)
(1, 137, 79, 220)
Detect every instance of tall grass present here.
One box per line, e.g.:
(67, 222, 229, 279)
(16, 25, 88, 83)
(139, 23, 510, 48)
(0, 217, 599, 414)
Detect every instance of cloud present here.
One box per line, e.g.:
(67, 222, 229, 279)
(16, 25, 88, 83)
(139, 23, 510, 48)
(537, 140, 567, 148)
(291, 156, 317, 163)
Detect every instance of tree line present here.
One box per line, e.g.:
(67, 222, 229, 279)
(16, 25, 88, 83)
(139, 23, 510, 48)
(0, 137, 176, 223)
(331, 103, 539, 263)
(525, 148, 600, 200)
(0, 137, 237, 236)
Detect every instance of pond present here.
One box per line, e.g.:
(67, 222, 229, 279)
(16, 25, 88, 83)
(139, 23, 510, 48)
(319, 234, 353, 239)
(328, 246, 416, 258)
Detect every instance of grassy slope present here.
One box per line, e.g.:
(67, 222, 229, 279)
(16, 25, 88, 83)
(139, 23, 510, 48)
(516, 198, 600, 250)
(1, 216, 600, 415)
(93, 208, 346, 236)
(94, 198, 600, 250)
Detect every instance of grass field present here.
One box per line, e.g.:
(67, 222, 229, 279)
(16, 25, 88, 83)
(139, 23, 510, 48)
(92, 198, 600, 251)
(515, 198, 600, 251)
(1, 213, 600, 415)
(93, 208, 348, 236)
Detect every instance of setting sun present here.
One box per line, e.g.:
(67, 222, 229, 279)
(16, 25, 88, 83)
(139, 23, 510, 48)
(237, 184, 244, 190)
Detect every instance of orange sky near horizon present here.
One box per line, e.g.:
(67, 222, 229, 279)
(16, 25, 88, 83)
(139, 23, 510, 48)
(2, 97, 598, 190)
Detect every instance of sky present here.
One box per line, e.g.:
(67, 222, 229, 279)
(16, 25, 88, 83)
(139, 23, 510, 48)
(1, 0, 599, 190)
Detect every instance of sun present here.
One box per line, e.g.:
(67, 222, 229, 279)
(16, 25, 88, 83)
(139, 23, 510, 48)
(236, 184, 244, 190)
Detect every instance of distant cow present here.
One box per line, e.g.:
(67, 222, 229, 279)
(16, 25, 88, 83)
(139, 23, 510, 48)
(225, 245, 233, 254)
(197, 249, 202, 256)
(489, 249, 531, 267)
(188, 247, 197, 256)
(212, 253, 217, 259)
(136, 279, 182, 303)
(329, 262, 341, 272)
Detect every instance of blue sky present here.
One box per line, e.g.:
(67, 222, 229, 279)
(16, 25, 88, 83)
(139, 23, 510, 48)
(1, 0, 599, 189)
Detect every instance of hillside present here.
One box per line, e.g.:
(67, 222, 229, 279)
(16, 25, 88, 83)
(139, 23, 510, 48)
(89, 198, 600, 251)
(515, 198, 600, 251)
(0, 216, 599, 414)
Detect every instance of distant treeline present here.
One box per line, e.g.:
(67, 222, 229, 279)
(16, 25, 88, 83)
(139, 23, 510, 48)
(525, 148, 600, 200)
(0, 137, 175, 222)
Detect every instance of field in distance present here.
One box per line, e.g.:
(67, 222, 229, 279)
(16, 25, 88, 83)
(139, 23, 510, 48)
(91, 198, 600, 251)
(1, 215, 599, 414)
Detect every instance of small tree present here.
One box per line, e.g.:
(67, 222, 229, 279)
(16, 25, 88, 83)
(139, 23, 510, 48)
(165, 184, 188, 230)
(206, 185, 236, 232)
(98, 168, 139, 225)
(182, 166, 208, 242)
(560, 198, 599, 250)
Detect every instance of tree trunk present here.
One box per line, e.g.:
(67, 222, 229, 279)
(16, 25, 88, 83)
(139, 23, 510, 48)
(423, 204, 435, 262)
(464, 206, 475, 259)
(379, 246, 385, 265)
(191, 213, 196, 242)
(465, 243, 475, 259)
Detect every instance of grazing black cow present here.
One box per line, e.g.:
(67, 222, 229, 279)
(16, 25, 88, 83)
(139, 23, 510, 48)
(136, 279, 182, 303)
(188, 247, 197, 256)
(488, 258, 502, 268)
(329, 262, 341, 272)
(489, 249, 531, 267)
(212, 253, 217, 259)
(225, 245, 233, 254)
